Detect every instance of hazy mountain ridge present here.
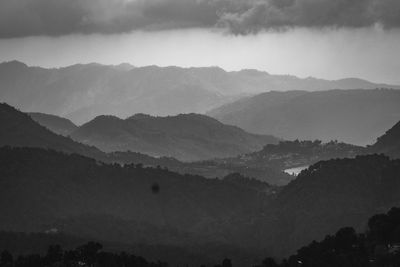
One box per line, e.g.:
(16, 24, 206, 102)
(208, 89, 400, 145)
(1, 61, 398, 124)
(2, 103, 288, 185)
(23, 104, 400, 185)
(369, 120, 400, 158)
(70, 113, 279, 161)
(0, 103, 103, 158)
(28, 112, 77, 136)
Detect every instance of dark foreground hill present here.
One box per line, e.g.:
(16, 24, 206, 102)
(256, 207, 400, 267)
(0, 146, 274, 265)
(3, 208, 400, 267)
(1, 146, 400, 262)
(208, 89, 400, 145)
(268, 154, 400, 257)
(70, 113, 279, 161)
(0, 231, 225, 266)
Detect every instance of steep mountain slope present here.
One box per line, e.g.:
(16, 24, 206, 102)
(268, 155, 400, 257)
(369, 120, 400, 158)
(1, 61, 398, 124)
(70, 113, 279, 161)
(0, 103, 102, 158)
(208, 89, 400, 145)
(29, 112, 77, 136)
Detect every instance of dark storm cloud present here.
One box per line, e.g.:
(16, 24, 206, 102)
(218, 0, 400, 34)
(0, 0, 219, 38)
(0, 0, 399, 38)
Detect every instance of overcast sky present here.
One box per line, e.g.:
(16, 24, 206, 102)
(0, 0, 399, 84)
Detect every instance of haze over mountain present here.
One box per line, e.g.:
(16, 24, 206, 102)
(370, 120, 400, 159)
(208, 89, 400, 146)
(70, 113, 278, 161)
(29, 112, 77, 136)
(0, 103, 103, 158)
(0, 61, 398, 124)
(2, 103, 288, 185)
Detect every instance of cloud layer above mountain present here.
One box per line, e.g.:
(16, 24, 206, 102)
(1, 0, 400, 37)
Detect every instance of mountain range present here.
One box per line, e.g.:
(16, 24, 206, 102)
(28, 108, 279, 162)
(2, 97, 400, 264)
(0, 103, 289, 185)
(24, 104, 400, 181)
(69, 113, 278, 161)
(1, 61, 398, 124)
(208, 89, 400, 145)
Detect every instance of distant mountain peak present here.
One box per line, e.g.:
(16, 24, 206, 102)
(126, 113, 153, 120)
(113, 62, 135, 71)
(71, 111, 279, 161)
(236, 69, 269, 76)
(0, 60, 28, 69)
(84, 115, 123, 127)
